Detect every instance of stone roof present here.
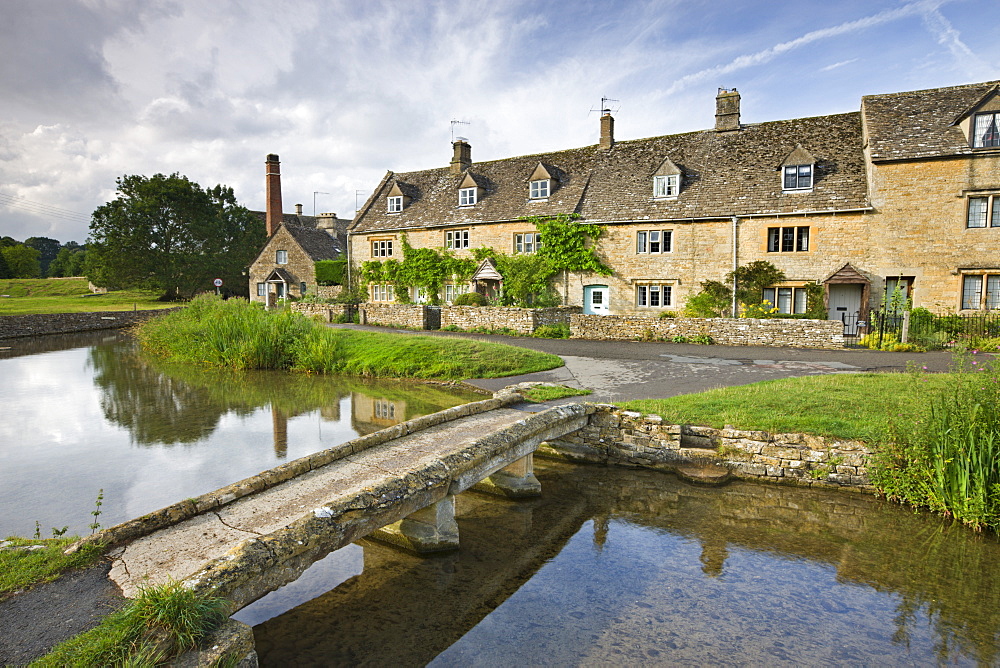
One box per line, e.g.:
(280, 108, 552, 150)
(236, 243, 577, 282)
(285, 224, 342, 260)
(862, 80, 1000, 162)
(250, 210, 319, 228)
(351, 111, 868, 234)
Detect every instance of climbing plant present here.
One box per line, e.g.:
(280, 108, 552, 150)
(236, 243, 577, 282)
(530, 213, 612, 276)
(470, 247, 560, 307)
(361, 235, 476, 304)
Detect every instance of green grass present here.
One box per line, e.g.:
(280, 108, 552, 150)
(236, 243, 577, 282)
(137, 295, 564, 380)
(619, 372, 956, 441)
(522, 384, 592, 403)
(0, 278, 172, 315)
(0, 536, 106, 596)
(33, 581, 229, 667)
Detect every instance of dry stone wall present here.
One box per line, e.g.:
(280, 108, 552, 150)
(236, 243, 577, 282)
(441, 306, 580, 335)
(0, 309, 176, 339)
(570, 314, 845, 349)
(359, 303, 429, 329)
(291, 303, 353, 323)
(542, 407, 872, 492)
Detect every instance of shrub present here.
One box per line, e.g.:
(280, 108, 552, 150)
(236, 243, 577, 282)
(691, 334, 714, 345)
(671, 334, 689, 343)
(314, 260, 347, 286)
(533, 323, 570, 338)
(658, 311, 677, 319)
(454, 292, 485, 306)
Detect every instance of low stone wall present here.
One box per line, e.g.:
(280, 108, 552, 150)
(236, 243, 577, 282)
(541, 407, 872, 492)
(570, 314, 845, 349)
(441, 306, 580, 335)
(359, 303, 429, 329)
(291, 302, 353, 323)
(0, 309, 176, 339)
(315, 285, 343, 301)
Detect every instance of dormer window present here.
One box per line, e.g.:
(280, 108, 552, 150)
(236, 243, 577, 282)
(385, 182, 411, 213)
(653, 174, 679, 198)
(387, 196, 403, 213)
(459, 187, 477, 206)
(530, 179, 549, 199)
(783, 164, 813, 190)
(973, 112, 1000, 148)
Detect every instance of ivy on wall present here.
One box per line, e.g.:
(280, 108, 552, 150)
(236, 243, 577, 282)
(361, 235, 476, 304)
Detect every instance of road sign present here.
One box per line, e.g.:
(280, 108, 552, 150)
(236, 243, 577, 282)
(213, 278, 223, 287)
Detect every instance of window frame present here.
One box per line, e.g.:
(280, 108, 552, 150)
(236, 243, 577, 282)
(962, 273, 1000, 310)
(514, 232, 542, 254)
(653, 174, 679, 198)
(636, 283, 672, 308)
(387, 196, 403, 213)
(256, 282, 266, 297)
(371, 284, 394, 302)
(275, 249, 288, 264)
(636, 229, 672, 254)
(972, 112, 1000, 148)
(766, 226, 809, 253)
(458, 187, 477, 207)
(782, 164, 813, 191)
(967, 195, 1000, 228)
(371, 239, 393, 257)
(762, 286, 809, 314)
(529, 179, 550, 199)
(445, 229, 470, 250)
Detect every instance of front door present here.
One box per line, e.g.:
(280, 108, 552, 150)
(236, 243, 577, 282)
(828, 284, 863, 335)
(584, 285, 610, 315)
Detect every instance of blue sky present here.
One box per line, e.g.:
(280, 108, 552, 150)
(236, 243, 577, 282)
(1, 0, 998, 243)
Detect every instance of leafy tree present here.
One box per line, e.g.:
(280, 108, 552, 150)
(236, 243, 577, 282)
(0, 236, 17, 248)
(315, 260, 347, 286)
(683, 261, 787, 318)
(47, 244, 88, 277)
(1, 244, 42, 278)
(0, 246, 10, 278)
(86, 174, 265, 299)
(24, 237, 61, 276)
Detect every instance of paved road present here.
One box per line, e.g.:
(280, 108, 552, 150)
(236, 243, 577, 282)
(330, 323, 961, 403)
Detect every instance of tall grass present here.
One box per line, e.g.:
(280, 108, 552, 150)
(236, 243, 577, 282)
(870, 351, 1000, 531)
(136, 295, 563, 380)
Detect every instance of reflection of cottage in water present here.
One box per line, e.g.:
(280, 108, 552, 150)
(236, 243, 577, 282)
(352, 393, 407, 434)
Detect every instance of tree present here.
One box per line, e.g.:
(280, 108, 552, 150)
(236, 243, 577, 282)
(86, 174, 265, 299)
(683, 261, 787, 318)
(47, 243, 88, 277)
(24, 237, 61, 276)
(1, 244, 42, 278)
(0, 246, 11, 279)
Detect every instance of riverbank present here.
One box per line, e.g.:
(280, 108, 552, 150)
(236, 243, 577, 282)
(0, 309, 175, 340)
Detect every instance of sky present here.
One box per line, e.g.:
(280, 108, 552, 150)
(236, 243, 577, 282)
(1, 0, 999, 244)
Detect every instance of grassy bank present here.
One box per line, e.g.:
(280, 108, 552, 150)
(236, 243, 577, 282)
(0, 536, 105, 597)
(0, 278, 169, 315)
(137, 295, 563, 379)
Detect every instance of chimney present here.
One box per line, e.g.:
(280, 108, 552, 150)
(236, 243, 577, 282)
(265, 154, 283, 236)
(715, 88, 740, 131)
(295, 203, 303, 216)
(450, 139, 471, 174)
(600, 111, 615, 149)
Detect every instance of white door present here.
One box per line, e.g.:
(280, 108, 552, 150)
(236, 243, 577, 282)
(584, 285, 610, 315)
(828, 284, 863, 335)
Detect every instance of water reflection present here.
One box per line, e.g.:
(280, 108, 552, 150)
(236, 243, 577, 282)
(250, 461, 1000, 666)
(0, 331, 481, 536)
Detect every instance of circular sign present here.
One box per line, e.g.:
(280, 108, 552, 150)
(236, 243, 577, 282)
(213, 278, 223, 287)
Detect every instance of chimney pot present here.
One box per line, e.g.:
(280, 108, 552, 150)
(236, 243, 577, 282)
(715, 88, 741, 131)
(600, 112, 615, 149)
(295, 203, 303, 216)
(450, 140, 472, 174)
(265, 154, 283, 236)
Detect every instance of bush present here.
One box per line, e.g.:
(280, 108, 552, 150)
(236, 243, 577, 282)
(454, 292, 485, 306)
(658, 311, 677, 319)
(314, 260, 347, 286)
(533, 323, 570, 338)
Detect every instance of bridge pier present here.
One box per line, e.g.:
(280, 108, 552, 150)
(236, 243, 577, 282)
(371, 495, 460, 553)
(473, 454, 542, 499)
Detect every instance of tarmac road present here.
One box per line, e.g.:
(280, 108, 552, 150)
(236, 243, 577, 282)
(330, 323, 963, 403)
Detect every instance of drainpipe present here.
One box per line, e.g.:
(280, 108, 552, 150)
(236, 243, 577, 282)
(731, 216, 739, 318)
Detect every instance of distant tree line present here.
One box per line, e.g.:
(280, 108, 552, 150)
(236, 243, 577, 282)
(0, 236, 87, 279)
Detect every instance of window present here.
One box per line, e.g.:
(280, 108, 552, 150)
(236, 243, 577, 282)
(962, 274, 1000, 310)
(636, 284, 672, 308)
(459, 187, 477, 206)
(444, 284, 458, 303)
(412, 286, 428, 303)
(300, 282, 307, 295)
(275, 249, 288, 264)
(967, 195, 1000, 228)
(387, 196, 403, 213)
(653, 174, 679, 198)
(514, 233, 542, 254)
(372, 239, 393, 257)
(636, 230, 672, 254)
(374, 400, 396, 420)
(783, 164, 813, 190)
(256, 283, 266, 297)
(972, 112, 1000, 148)
(445, 229, 470, 249)
(762, 287, 809, 314)
(371, 284, 393, 302)
(530, 179, 550, 199)
(767, 227, 809, 252)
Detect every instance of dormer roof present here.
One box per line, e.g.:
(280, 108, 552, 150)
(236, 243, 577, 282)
(459, 172, 482, 189)
(779, 144, 816, 168)
(652, 157, 682, 177)
(528, 163, 552, 182)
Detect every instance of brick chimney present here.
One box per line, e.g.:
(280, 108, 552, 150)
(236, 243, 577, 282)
(265, 154, 283, 236)
(715, 88, 740, 131)
(600, 111, 615, 149)
(450, 139, 471, 174)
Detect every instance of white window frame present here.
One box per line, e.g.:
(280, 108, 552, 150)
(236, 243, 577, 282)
(962, 274, 1000, 310)
(256, 282, 266, 297)
(459, 187, 477, 206)
(636, 230, 671, 254)
(767, 226, 809, 253)
(529, 179, 550, 199)
(371, 284, 394, 302)
(783, 164, 813, 191)
(445, 229, 470, 249)
(636, 284, 672, 308)
(653, 174, 679, 198)
(387, 195, 403, 213)
(275, 249, 288, 264)
(967, 195, 1000, 228)
(444, 284, 457, 304)
(972, 112, 1000, 148)
(371, 239, 393, 257)
(514, 233, 542, 254)
(763, 287, 809, 314)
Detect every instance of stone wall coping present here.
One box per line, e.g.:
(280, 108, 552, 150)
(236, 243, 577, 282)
(0, 309, 177, 340)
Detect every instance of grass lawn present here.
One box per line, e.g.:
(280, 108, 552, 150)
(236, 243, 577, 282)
(619, 372, 955, 441)
(0, 278, 172, 315)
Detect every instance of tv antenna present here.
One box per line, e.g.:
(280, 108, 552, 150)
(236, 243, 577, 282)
(590, 96, 620, 115)
(451, 119, 470, 142)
